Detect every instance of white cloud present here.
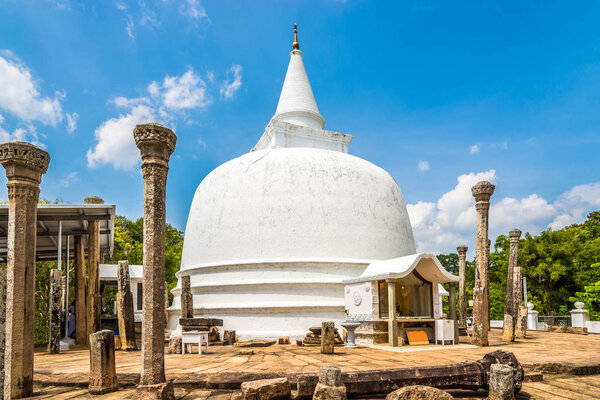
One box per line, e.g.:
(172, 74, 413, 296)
(156, 69, 210, 110)
(66, 112, 78, 133)
(0, 52, 64, 126)
(126, 15, 135, 40)
(198, 137, 207, 151)
(417, 160, 430, 171)
(407, 170, 600, 254)
(469, 144, 480, 154)
(179, 0, 208, 21)
(87, 104, 155, 170)
(60, 171, 79, 187)
(220, 64, 243, 100)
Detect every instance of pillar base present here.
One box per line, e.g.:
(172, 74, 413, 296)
(132, 382, 175, 400)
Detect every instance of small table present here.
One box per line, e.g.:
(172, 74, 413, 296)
(182, 331, 209, 354)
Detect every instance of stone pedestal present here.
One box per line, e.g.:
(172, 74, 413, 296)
(117, 260, 137, 350)
(180, 275, 193, 319)
(0, 267, 7, 399)
(526, 303, 538, 330)
(570, 302, 590, 328)
(49, 269, 62, 354)
(74, 235, 87, 345)
(313, 366, 347, 400)
(341, 322, 360, 348)
(471, 181, 495, 347)
(0, 141, 50, 399)
(89, 330, 118, 394)
(132, 123, 176, 400)
(515, 306, 528, 339)
(456, 245, 468, 329)
(488, 363, 515, 400)
(321, 321, 335, 354)
(85, 196, 104, 344)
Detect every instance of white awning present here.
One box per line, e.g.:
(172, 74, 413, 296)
(343, 253, 459, 284)
(99, 263, 143, 281)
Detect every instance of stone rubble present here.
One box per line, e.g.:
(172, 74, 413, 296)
(241, 377, 291, 400)
(313, 366, 347, 400)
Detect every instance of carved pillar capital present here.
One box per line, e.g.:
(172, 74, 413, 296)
(471, 181, 495, 203)
(134, 123, 177, 165)
(509, 228, 522, 242)
(456, 245, 468, 257)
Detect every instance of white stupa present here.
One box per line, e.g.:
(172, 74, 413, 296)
(168, 26, 417, 339)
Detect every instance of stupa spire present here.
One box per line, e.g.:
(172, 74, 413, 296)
(272, 24, 324, 129)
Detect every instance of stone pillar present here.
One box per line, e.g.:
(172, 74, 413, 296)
(471, 181, 495, 347)
(487, 238, 491, 331)
(180, 275, 193, 319)
(132, 123, 176, 399)
(313, 366, 347, 400)
(0, 141, 49, 399)
(0, 267, 7, 399)
(448, 282, 459, 344)
(488, 363, 515, 400)
(85, 195, 103, 344)
(117, 260, 137, 351)
(74, 235, 87, 345)
(570, 302, 590, 328)
(49, 269, 62, 354)
(515, 305, 528, 339)
(165, 286, 169, 331)
(503, 228, 521, 342)
(321, 321, 335, 354)
(513, 266, 523, 322)
(387, 279, 398, 347)
(456, 245, 468, 329)
(89, 330, 118, 394)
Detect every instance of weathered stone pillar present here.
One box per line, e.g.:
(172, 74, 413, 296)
(132, 123, 176, 399)
(471, 181, 495, 347)
(0, 267, 7, 399)
(89, 330, 118, 394)
(503, 229, 521, 342)
(488, 363, 515, 400)
(448, 282, 459, 344)
(515, 305, 528, 339)
(387, 280, 398, 347)
(321, 321, 335, 354)
(0, 141, 49, 399)
(85, 195, 103, 344)
(117, 260, 137, 351)
(487, 238, 491, 331)
(49, 269, 62, 354)
(513, 266, 523, 324)
(313, 366, 347, 400)
(180, 275, 193, 319)
(456, 245, 468, 329)
(74, 235, 87, 345)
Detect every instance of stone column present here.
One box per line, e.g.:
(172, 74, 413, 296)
(0, 141, 50, 399)
(74, 235, 87, 345)
(488, 363, 515, 400)
(515, 305, 528, 339)
(117, 260, 137, 350)
(456, 245, 468, 328)
(89, 330, 118, 394)
(49, 269, 62, 354)
(321, 321, 335, 354)
(85, 195, 103, 344)
(313, 366, 347, 400)
(513, 266, 523, 323)
(387, 280, 398, 347)
(180, 275, 193, 319)
(503, 229, 521, 342)
(0, 267, 7, 399)
(471, 181, 495, 347)
(132, 123, 176, 399)
(448, 282, 459, 344)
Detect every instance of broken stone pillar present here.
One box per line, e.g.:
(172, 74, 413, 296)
(49, 269, 62, 354)
(241, 377, 291, 400)
(85, 195, 104, 344)
(457, 245, 468, 328)
(224, 330, 236, 345)
(321, 321, 335, 354)
(0, 141, 49, 399)
(513, 266, 523, 324)
(0, 267, 7, 399)
(167, 336, 182, 354)
(74, 235, 87, 345)
(503, 228, 521, 342)
(487, 363, 515, 400)
(180, 275, 193, 319)
(387, 279, 399, 347)
(448, 282, 459, 344)
(117, 260, 137, 351)
(313, 366, 347, 400)
(515, 305, 528, 339)
(471, 181, 495, 347)
(132, 123, 177, 400)
(89, 330, 118, 394)
(386, 386, 452, 400)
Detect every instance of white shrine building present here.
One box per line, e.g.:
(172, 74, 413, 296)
(168, 28, 458, 341)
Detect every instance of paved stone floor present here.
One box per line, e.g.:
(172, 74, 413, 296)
(29, 330, 600, 399)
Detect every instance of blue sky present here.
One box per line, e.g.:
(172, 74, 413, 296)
(1, 1, 599, 254)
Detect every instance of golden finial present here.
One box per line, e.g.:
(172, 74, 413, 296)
(292, 23, 299, 50)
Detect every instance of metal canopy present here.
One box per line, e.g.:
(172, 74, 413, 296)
(0, 203, 116, 262)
